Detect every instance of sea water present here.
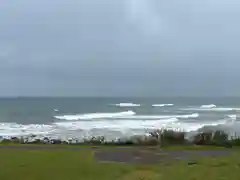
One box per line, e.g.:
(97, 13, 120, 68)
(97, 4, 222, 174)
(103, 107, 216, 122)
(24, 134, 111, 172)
(0, 97, 238, 141)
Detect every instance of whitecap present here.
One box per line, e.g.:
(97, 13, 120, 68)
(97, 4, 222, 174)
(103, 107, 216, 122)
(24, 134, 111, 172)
(0, 117, 234, 142)
(161, 118, 233, 132)
(228, 115, 237, 120)
(53, 117, 179, 130)
(113, 103, 141, 107)
(200, 104, 217, 108)
(152, 104, 174, 107)
(0, 123, 54, 137)
(115, 113, 199, 120)
(53, 116, 232, 134)
(54, 110, 136, 121)
(182, 107, 235, 112)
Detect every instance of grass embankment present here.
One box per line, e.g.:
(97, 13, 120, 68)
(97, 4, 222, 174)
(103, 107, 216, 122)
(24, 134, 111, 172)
(0, 145, 239, 180)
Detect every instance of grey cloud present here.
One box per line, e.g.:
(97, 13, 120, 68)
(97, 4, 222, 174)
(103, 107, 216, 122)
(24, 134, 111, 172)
(0, 0, 239, 96)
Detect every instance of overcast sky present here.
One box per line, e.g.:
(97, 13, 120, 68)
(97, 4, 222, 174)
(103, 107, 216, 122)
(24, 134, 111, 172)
(0, 0, 239, 97)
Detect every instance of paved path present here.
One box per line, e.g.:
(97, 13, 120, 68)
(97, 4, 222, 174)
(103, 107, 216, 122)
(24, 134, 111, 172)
(94, 148, 232, 164)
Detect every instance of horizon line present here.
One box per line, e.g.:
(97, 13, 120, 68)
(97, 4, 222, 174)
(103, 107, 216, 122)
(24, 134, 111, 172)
(0, 96, 239, 98)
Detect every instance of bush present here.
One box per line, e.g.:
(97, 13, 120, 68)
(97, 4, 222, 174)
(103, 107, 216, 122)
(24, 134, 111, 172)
(83, 136, 105, 145)
(11, 137, 21, 144)
(148, 129, 186, 146)
(161, 130, 186, 145)
(230, 138, 240, 146)
(229, 134, 240, 146)
(193, 131, 213, 145)
(193, 130, 232, 147)
(0, 138, 13, 144)
(213, 131, 228, 141)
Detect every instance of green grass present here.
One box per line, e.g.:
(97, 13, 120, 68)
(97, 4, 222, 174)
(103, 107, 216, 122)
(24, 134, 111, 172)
(0, 145, 239, 180)
(0, 149, 134, 180)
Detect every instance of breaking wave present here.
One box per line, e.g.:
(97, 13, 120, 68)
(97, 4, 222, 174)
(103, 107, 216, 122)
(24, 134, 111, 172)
(228, 115, 237, 120)
(182, 105, 239, 112)
(53, 117, 179, 130)
(0, 123, 54, 137)
(113, 103, 141, 107)
(152, 104, 174, 107)
(198, 108, 235, 112)
(170, 119, 234, 132)
(200, 104, 217, 108)
(54, 111, 199, 121)
(0, 116, 234, 139)
(54, 111, 136, 121)
(0, 102, 238, 141)
(115, 113, 199, 120)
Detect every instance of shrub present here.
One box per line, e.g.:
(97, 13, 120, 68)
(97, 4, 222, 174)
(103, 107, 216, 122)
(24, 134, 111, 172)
(11, 137, 21, 144)
(83, 136, 105, 145)
(213, 131, 228, 141)
(148, 129, 186, 146)
(230, 138, 240, 146)
(0, 138, 12, 144)
(161, 130, 186, 145)
(193, 130, 232, 147)
(193, 131, 213, 145)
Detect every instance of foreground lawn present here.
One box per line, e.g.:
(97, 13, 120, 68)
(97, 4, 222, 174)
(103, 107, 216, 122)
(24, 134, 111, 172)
(0, 145, 239, 180)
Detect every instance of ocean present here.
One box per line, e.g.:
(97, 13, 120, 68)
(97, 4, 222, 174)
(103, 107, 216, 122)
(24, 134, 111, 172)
(0, 97, 239, 141)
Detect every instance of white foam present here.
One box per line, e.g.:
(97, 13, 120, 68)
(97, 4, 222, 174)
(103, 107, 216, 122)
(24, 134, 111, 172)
(115, 113, 199, 120)
(0, 117, 234, 140)
(53, 109, 59, 112)
(53, 118, 179, 130)
(0, 123, 54, 137)
(53, 117, 231, 133)
(228, 115, 237, 120)
(213, 108, 234, 111)
(200, 104, 217, 108)
(179, 113, 199, 118)
(182, 107, 236, 112)
(113, 103, 141, 107)
(161, 119, 232, 132)
(54, 111, 136, 121)
(152, 104, 174, 107)
(182, 104, 239, 112)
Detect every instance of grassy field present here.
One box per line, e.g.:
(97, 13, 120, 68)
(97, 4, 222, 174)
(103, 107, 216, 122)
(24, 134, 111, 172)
(0, 145, 239, 180)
